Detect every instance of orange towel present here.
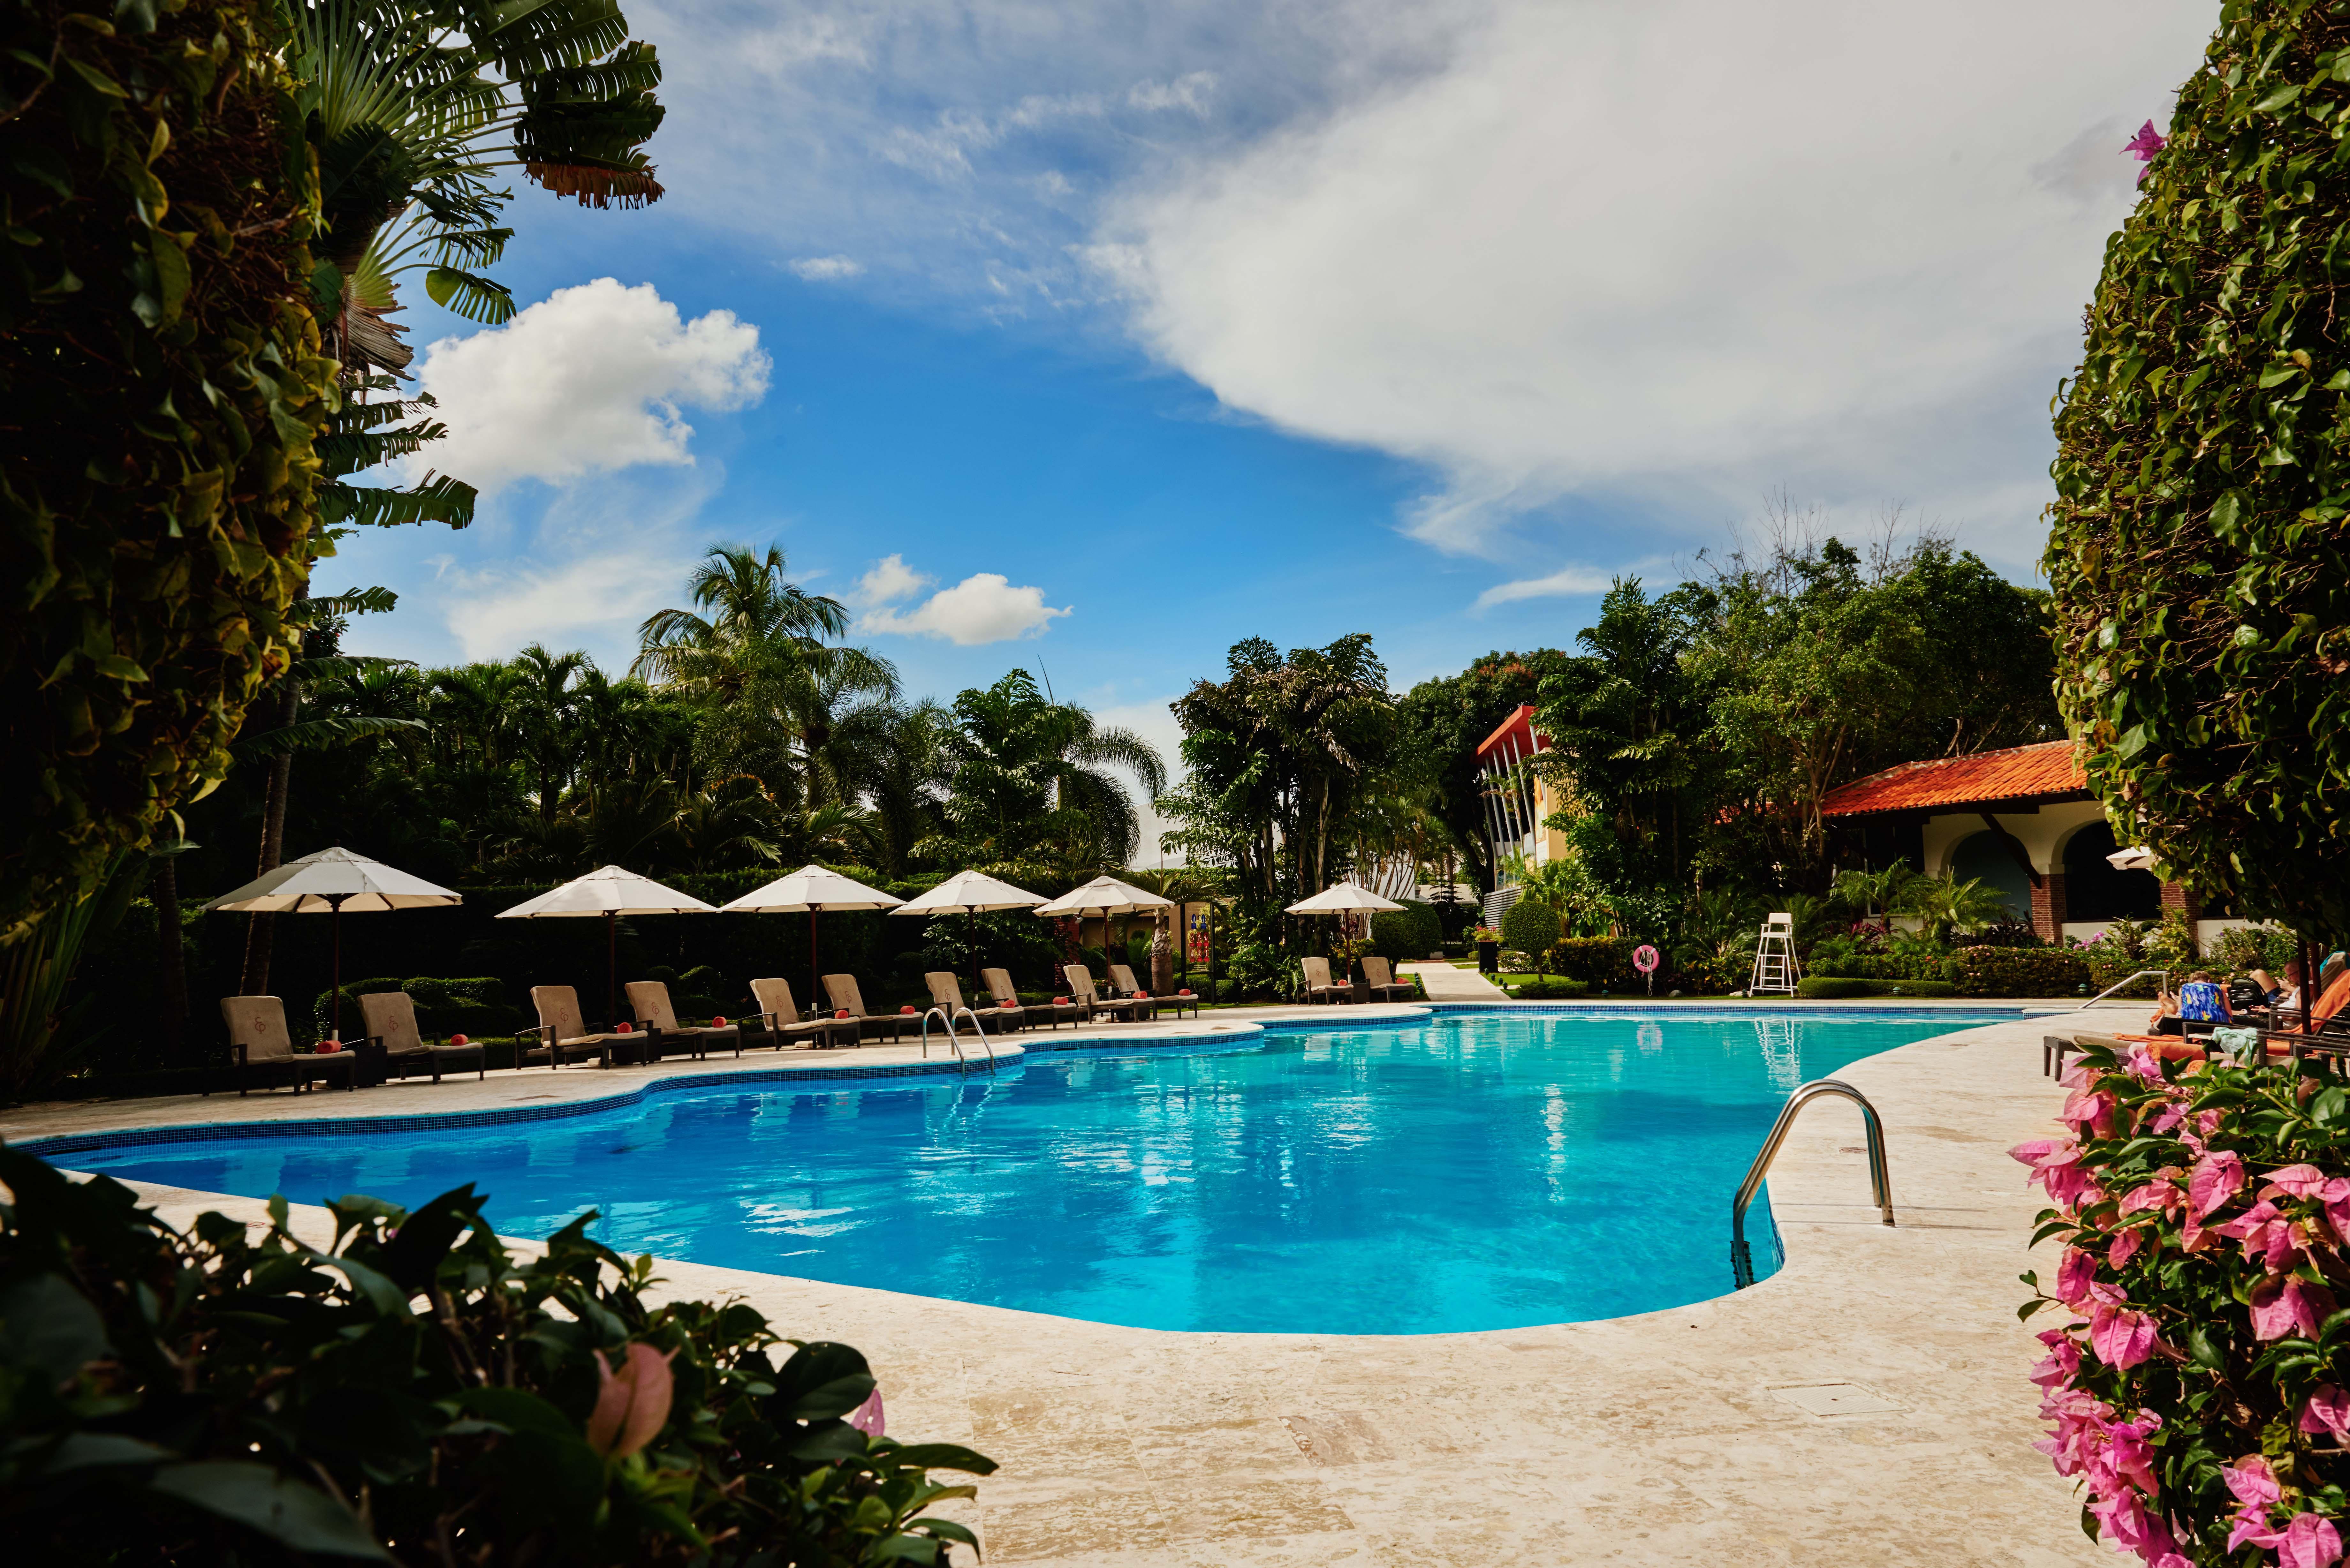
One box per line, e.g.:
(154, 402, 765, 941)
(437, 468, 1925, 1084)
(2315, 970, 2350, 1028)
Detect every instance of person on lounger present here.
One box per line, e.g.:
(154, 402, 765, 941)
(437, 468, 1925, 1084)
(2178, 970, 2232, 1026)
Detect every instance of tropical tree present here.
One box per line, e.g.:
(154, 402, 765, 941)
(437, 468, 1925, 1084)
(511, 643, 589, 826)
(1391, 649, 1572, 896)
(860, 702, 953, 878)
(1897, 875, 2013, 945)
(937, 672, 1165, 871)
(2045, 0, 2350, 941)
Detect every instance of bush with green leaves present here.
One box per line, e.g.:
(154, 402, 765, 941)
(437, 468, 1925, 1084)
(1542, 935, 1636, 989)
(0, 0, 337, 948)
(1944, 946, 2093, 998)
(2045, 0, 2350, 941)
(1368, 900, 1443, 962)
(1498, 898, 1561, 961)
(0, 1147, 993, 1564)
(1793, 976, 1959, 1000)
(1505, 976, 1588, 1001)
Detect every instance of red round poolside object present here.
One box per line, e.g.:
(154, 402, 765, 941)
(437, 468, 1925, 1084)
(900, 1005, 917, 1014)
(449, 1033, 470, 1047)
(836, 1009, 851, 1019)
(317, 1039, 342, 1054)
(615, 1021, 633, 1033)
(1052, 996, 1071, 1005)
(710, 1015, 726, 1028)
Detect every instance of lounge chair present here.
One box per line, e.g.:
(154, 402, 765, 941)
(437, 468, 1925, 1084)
(1299, 956, 1356, 1005)
(357, 991, 486, 1082)
(1105, 963, 1162, 1021)
(986, 967, 1073, 1030)
(625, 980, 741, 1060)
(1360, 956, 1418, 1003)
(748, 978, 860, 1050)
(214, 995, 356, 1095)
(1063, 965, 1143, 1022)
(822, 974, 910, 1043)
(522, 986, 621, 1069)
(924, 971, 1019, 1035)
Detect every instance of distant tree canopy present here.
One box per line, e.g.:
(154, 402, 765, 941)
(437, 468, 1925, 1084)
(2046, 0, 2350, 939)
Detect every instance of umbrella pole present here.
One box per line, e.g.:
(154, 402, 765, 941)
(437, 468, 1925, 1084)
(808, 908, 819, 1015)
(330, 896, 344, 1044)
(607, 910, 618, 1032)
(968, 907, 979, 998)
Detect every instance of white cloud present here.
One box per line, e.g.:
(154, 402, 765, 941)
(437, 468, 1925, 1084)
(402, 278, 770, 492)
(856, 561, 1071, 644)
(1128, 72, 1217, 115)
(788, 254, 866, 281)
(1095, 0, 2217, 564)
(437, 550, 685, 663)
(1472, 565, 1623, 611)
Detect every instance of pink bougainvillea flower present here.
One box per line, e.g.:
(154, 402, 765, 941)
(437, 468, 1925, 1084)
(846, 1387, 886, 1437)
(2279, 1512, 2344, 1568)
(2120, 1180, 2181, 1217)
(585, 1341, 677, 1459)
(2300, 1385, 2350, 1439)
(2263, 1165, 2331, 1199)
(2088, 1293, 2157, 1368)
(2250, 1276, 2339, 1342)
(2029, 1328, 2083, 1390)
(2063, 1086, 2119, 1138)
(2150, 1101, 2188, 1134)
(2108, 1226, 2145, 1269)
(2124, 119, 2167, 184)
(2056, 1247, 2097, 1306)
(2214, 1199, 2301, 1273)
(2126, 1045, 2165, 1083)
(2225, 1456, 2283, 1507)
(2188, 1150, 2246, 1220)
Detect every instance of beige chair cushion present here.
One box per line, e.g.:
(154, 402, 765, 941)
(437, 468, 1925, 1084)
(358, 991, 424, 1054)
(220, 996, 294, 1060)
(625, 981, 683, 1033)
(1362, 957, 1398, 988)
(1062, 965, 1099, 1003)
(1301, 957, 1335, 988)
(822, 974, 867, 1017)
(982, 968, 1022, 1005)
(531, 985, 593, 1044)
(925, 972, 966, 1011)
(751, 977, 802, 1025)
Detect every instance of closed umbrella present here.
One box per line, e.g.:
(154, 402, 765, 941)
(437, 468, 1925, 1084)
(496, 866, 717, 1031)
(891, 870, 1048, 994)
(2107, 846, 2160, 871)
(1036, 874, 1175, 980)
(202, 847, 461, 1046)
(720, 866, 904, 1008)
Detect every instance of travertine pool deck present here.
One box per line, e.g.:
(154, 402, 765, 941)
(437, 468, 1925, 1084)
(13, 1000, 2132, 1565)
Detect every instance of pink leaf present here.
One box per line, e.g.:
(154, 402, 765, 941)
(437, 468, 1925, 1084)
(2302, 1385, 2350, 1438)
(2056, 1247, 2097, 1306)
(584, 1342, 677, 1458)
(2089, 1303, 2156, 1368)
(2188, 1151, 2245, 1220)
(2283, 1511, 2346, 1568)
(847, 1386, 886, 1437)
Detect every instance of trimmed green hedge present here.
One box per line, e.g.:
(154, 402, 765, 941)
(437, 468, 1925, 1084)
(1369, 900, 1444, 962)
(1797, 977, 1961, 999)
(1499, 898, 1561, 958)
(1946, 946, 2093, 998)
(1543, 935, 1636, 989)
(1505, 977, 1589, 1000)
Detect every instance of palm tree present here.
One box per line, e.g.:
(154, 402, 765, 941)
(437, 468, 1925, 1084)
(511, 644, 587, 825)
(633, 544, 898, 806)
(1897, 875, 2014, 945)
(940, 672, 1165, 869)
(860, 701, 953, 877)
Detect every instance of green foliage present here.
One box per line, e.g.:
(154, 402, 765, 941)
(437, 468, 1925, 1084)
(1504, 976, 1588, 1000)
(1498, 897, 1561, 959)
(934, 670, 1165, 873)
(312, 975, 519, 1040)
(1391, 649, 1572, 896)
(1542, 935, 1636, 989)
(1896, 873, 2017, 944)
(2045, 0, 2350, 940)
(1368, 900, 1443, 962)
(0, 0, 338, 947)
(1795, 976, 1960, 999)
(0, 1148, 994, 1563)
(1944, 946, 2092, 998)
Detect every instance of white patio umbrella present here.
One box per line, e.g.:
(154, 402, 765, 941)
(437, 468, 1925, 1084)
(2107, 846, 2160, 872)
(892, 869, 1049, 994)
(1286, 882, 1407, 946)
(497, 866, 718, 1031)
(202, 847, 461, 1045)
(1036, 874, 1176, 979)
(720, 865, 905, 1007)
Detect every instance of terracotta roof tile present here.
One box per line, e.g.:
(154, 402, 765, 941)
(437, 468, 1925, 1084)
(1818, 741, 2088, 818)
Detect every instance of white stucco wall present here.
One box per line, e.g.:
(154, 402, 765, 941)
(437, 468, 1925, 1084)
(1921, 798, 2106, 879)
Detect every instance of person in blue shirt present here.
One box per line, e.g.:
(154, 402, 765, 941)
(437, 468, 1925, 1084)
(2178, 971, 2231, 1024)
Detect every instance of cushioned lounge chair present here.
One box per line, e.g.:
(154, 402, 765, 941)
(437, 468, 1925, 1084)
(1299, 956, 1355, 1005)
(1359, 956, 1417, 1003)
(1063, 965, 1142, 1022)
(523, 985, 620, 1068)
(625, 980, 740, 1060)
(924, 971, 1020, 1035)
(749, 978, 859, 1049)
(1105, 963, 1162, 1021)
(358, 991, 486, 1082)
(1114, 961, 1201, 1019)
(822, 974, 909, 1043)
(215, 995, 356, 1095)
(986, 968, 1074, 1029)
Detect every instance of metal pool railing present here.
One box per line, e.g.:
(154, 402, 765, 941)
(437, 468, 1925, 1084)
(1730, 1078, 1894, 1289)
(919, 1006, 998, 1074)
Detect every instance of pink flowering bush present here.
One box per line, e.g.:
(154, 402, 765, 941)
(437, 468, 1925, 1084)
(2017, 1042, 2350, 1567)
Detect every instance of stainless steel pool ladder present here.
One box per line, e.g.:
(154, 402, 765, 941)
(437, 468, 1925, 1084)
(919, 1006, 997, 1074)
(1730, 1078, 1893, 1289)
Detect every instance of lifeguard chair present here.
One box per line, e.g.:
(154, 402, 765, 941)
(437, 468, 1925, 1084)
(1749, 912, 1801, 996)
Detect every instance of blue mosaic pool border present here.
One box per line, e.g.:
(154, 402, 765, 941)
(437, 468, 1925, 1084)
(12, 1000, 2041, 1162)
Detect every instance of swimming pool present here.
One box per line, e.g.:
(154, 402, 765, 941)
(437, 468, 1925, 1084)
(50, 1007, 2019, 1333)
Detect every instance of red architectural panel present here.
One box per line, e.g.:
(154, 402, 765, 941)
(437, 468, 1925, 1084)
(1817, 741, 2088, 818)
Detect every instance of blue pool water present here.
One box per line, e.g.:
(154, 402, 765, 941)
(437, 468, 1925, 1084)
(55, 1008, 2017, 1333)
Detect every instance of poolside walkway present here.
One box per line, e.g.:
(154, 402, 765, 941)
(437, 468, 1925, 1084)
(46, 1000, 2139, 1565)
(1396, 960, 1506, 1000)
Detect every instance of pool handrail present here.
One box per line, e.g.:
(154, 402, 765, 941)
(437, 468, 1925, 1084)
(2074, 968, 2168, 1010)
(918, 1006, 997, 1074)
(1730, 1077, 1893, 1289)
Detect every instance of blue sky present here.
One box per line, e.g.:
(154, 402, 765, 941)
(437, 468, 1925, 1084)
(335, 0, 2224, 826)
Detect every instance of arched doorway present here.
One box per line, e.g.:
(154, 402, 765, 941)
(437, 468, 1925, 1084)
(2061, 822, 2163, 922)
(1948, 831, 2032, 920)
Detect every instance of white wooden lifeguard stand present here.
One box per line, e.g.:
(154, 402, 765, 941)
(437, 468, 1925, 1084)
(1748, 912, 1802, 996)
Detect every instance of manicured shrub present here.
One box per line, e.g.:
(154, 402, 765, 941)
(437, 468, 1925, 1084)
(2016, 1043, 2350, 1563)
(1796, 976, 1960, 999)
(1499, 898, 1562, 960)
(1369, 900, 1444, 962)
(2045, 0, 2350, 939)
(1506, 977, 1589, 1000)
(1946, 946, 2093, 998)
(0, 1147, 994, 1564)
(1543, 935, 1636, 989)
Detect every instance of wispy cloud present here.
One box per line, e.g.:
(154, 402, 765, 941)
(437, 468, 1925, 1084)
(853, 554, 1071, 644)
(788, 254, 866, 281)
(1472, 565, 1626, 611)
